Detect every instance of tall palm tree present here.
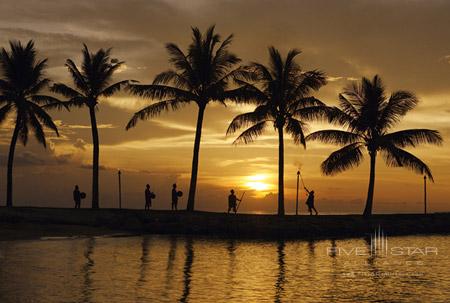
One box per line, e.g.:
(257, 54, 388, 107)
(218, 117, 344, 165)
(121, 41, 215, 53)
(0, 40, 61, 207)
(52, 45, 129, 209)
(226, 47, 329, 216)
(126, 26, 243, 211)
(306, 75, 443, 216)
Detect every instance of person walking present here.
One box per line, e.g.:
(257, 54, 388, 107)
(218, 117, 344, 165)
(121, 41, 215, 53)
(73, 185, 81, 209)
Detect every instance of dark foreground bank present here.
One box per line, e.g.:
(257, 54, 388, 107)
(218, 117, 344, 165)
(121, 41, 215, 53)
(1, 207, 449, 240)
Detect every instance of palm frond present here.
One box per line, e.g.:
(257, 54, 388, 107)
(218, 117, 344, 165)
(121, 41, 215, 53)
(65, 59, 88, 93)
(100, 80, 129, 97)
(285, 117, 307, 147)
(377, 90, 418, 130)
(306, 130, 363, 145)
(126, 99, 185, 130)
(0, 103, 13, 124)
(381, 144, 434, 181)
(51, 83, 83, 98)
(128, 84, 196, 101)
(27, 101, 59, 136)
(28, 111, 47, 147)
(321, 143, 364, 175)
(380, 129, 443, 148)
(153, 70, 191, 89)
(226, 106, 270, 135)
(232, 121, 268, 145)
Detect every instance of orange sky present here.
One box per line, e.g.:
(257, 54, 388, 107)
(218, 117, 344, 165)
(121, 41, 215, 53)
(0, 0, 449, 213)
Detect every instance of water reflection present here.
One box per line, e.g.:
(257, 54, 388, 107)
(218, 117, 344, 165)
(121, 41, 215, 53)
(180, 237, 194, 303)
(225, 239, 237, 300)
(138, 236, 151, 285)
(82, 238, 95, 303)
(0, 235, 447, 303)
(163, 236, 178, 297)
(274, 241, 286, 303)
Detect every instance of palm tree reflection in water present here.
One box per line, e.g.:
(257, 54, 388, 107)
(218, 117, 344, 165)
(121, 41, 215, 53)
(180, 237, 194, 303)
(274, 241, 286, 303)
(82, 238, 95, 303)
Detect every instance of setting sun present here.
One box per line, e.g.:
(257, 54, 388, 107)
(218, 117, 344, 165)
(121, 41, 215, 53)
(245, 174, 273, 191)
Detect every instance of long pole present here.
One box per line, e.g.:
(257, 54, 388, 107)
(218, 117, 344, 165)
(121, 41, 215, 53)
(237, 191, 246, 212)
(296, 171, 300, 215)
(118, 170, 122, 209)
(424, 175, 427, 215)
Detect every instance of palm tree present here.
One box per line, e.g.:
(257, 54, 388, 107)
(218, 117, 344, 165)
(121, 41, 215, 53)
(226, 47, 329, 216)
(126, 25, 243, 212)
(52, 45, 129, 209)
(306, 75, 443, 216)
(0, 40, 61, 207)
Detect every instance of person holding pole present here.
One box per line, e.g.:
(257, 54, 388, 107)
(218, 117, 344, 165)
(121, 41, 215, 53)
(228, 189, 241, 214)
(304, 187, 318, 215)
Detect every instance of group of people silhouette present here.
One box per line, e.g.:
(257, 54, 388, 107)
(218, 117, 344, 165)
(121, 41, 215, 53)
(73, 184, 318, 215)
(144, 183, 182, 211)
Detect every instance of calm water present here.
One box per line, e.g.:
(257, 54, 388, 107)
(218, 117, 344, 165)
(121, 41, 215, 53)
(0, 235, 448, 303)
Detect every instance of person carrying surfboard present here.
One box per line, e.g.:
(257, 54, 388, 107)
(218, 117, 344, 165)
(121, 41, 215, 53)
(145, 184, 155, 210)
(73, 185, 81, 209)
(171, 183, 182, 210)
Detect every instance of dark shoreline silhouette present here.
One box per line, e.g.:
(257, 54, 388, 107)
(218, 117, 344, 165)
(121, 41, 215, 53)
(1, 207, 448, 240)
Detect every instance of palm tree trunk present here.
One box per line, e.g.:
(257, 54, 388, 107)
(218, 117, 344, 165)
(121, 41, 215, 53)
(6, 122, 20, 207)
(89, 105, 100, 209)
(186, 105, 205, 212)
(277, 126, 285, 216)
(363, 151, 377, 216)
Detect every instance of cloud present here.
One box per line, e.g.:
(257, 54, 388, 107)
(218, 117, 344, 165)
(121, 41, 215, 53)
(73, 138, 88, 150)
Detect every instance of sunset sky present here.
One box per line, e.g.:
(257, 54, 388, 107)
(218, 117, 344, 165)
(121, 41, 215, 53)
(0, 0, 449, 213)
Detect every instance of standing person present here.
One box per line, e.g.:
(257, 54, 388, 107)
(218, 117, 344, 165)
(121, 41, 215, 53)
(145, 184, 155, 210)
(172, 183, 179, 211)
(73, 185, 81, 209)
(304, 187, 318, 215)
(228, 189, 241, 214)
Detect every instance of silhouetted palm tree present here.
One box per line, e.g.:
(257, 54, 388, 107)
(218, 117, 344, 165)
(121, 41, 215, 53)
(226, 47, 329, 215)
(306, 75, 443, 216)
(127, 26, 243, 211)
(52, 45, 129, 209)
(0, 40, 61, 207)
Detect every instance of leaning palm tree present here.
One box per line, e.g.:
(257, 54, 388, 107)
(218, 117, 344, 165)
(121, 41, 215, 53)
(126, 25, 243, 211)
(0, 40, 61, 207)
(52, 45, 129, 209)
(306, 75, 443, 216)
(226, 47, 329, 216)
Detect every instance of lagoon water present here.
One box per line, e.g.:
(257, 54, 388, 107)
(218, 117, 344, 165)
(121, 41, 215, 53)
(0, 235, 448, 303)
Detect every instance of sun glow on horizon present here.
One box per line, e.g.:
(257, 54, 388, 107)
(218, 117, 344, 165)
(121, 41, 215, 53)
(245, 174, 273, 192)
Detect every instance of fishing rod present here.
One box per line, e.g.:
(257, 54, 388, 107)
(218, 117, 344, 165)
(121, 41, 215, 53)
(236, 191, 246, 212)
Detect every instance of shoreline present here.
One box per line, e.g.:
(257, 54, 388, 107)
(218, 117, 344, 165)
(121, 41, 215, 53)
(1, 207, 449, 241)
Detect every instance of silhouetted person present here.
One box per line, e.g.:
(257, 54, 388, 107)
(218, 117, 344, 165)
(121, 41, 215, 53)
(172, 183, 179, 210)
(305, 187, 318, 215)
(145, 184, 155, 210)
(228, 189, 241, 214)
(73, 185, 81, 208)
